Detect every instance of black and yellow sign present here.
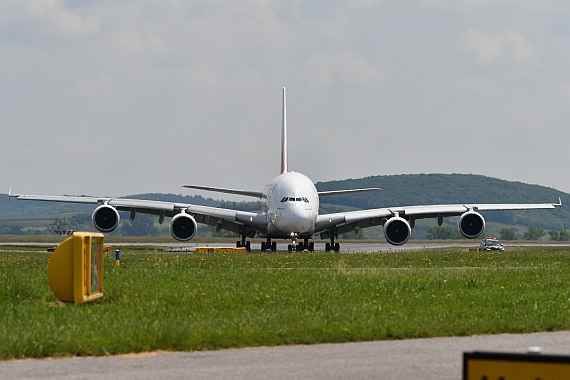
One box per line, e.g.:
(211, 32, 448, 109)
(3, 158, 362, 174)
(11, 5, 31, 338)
(48, 232, 105, 304)
(464, 351, 570, 380)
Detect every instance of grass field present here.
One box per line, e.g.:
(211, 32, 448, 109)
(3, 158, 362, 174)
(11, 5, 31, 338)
(1, 243, 570, 360)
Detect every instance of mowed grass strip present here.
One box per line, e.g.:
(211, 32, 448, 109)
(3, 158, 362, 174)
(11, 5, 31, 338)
(1, 246, 570, 360)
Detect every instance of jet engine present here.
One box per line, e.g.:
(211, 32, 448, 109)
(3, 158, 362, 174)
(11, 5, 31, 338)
(92, 204, 120, 233)
(383, 216, 412, 246)
(170, 213, 198, 241)
(458, 210, 485, 239)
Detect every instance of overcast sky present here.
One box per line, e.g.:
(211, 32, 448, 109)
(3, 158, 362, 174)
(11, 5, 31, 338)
(2, 0, 570, 199)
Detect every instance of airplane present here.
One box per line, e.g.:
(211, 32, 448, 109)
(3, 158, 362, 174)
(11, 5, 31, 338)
(10, 87, 562, 252)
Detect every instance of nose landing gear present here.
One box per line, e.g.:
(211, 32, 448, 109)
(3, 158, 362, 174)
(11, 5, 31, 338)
(287, 238, 315, 252)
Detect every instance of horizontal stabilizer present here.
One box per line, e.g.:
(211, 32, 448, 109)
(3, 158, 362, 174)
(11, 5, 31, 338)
(318, 188, 381, 197)
(183, 185, 264, 199)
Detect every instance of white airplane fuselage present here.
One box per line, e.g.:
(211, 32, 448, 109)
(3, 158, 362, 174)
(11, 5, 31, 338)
(263, 171, 319, 239)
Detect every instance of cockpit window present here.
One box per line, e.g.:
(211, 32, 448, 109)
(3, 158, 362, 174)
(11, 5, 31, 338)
(280, 196, 310, 203)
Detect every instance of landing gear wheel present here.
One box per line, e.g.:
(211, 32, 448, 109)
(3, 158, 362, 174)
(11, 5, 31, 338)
(308, 242, 314, 252)
(245, 241, 251, 252)
(261, 242, 266, 251)
(287, 244, 293, 252)
(271, 242, 277, 252)
(236, 241, 242, 248)
(325, 242, 331, 252)
(334, 243, 340, 252)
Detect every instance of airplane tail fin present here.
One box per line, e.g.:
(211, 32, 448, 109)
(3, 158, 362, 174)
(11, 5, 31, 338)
(280, 87, 288, 174)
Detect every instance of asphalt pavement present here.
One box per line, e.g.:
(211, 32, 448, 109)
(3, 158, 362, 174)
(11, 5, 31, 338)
(2, 331, 570, 380)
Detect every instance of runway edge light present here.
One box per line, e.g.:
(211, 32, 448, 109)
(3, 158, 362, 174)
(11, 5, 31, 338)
(47, 232, 105, 304)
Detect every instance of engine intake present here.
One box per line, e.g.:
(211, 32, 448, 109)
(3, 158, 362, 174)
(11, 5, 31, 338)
(383, 216, 412, 246)
(92, 204, 120, 233)
(458, 211, 485, 239)
(170, 213, 198, 241)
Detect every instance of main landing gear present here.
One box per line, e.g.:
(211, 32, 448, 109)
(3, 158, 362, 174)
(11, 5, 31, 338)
(236, 240, 251, 251)
(324, 236, 340, 252)
(321, 229, 341, 252)
(261, 239, 277, 252)
(236, 227, 256, 252)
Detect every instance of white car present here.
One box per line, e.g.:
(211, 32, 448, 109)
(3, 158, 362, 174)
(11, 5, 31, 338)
(479, 237, 505, 252)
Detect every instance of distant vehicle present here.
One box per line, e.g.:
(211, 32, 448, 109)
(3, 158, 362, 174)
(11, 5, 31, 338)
(479, 237, 505, 252)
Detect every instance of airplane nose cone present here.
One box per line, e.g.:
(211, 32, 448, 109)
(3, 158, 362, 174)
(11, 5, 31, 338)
(275, 205, 314, 234)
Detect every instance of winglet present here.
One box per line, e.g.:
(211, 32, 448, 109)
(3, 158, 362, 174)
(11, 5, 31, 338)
(556, 197, 563, 207)
(280, 87, 288, 174)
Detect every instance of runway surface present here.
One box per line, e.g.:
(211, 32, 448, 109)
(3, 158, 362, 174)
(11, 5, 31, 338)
(2, 331, 570, 380)
(6, 240, 570, 253)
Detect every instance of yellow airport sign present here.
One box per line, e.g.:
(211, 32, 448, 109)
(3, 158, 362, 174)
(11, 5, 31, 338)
(194, 246, 247, 254)
(48, 232, 105, 304)
(464, 351, 570, 380)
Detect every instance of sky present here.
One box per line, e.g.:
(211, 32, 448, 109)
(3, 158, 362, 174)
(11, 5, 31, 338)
(2, 0, 570, 199)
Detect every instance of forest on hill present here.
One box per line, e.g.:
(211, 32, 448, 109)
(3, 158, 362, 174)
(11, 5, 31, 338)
(0, 173, 567, 238)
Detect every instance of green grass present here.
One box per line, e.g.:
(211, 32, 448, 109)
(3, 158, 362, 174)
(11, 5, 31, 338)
(1, 245, 570, 360)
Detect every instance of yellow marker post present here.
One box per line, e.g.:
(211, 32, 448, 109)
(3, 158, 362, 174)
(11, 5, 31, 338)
(47, 232, 105, 304)
(194, 246, 247, 254)
(464, 351, 570, 380)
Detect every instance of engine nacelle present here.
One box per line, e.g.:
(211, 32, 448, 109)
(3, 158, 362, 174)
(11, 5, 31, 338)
(92, 204, 120, 233)
(170, 213, 198, 241)
(458, 210, 485, 239)
(383, 216, 412, 246)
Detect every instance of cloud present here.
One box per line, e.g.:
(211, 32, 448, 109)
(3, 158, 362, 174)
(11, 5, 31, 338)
(74, 75, 118, 97)
(1, 0, 570, 197)
(463, 29, 538, 67)
(305, 49, 384, 87)
(558, 82, 570, 104)
(16, 0, 99, 38)
(416, 0, 550, 12)
(449, 75, 493, 95)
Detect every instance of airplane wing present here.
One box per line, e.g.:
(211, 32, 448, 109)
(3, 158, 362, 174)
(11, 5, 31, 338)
(315, 199, 562, 245)
(318, 188, 380, 197)
(183, 185, 264, 199)
(9, 193, 268, 238)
